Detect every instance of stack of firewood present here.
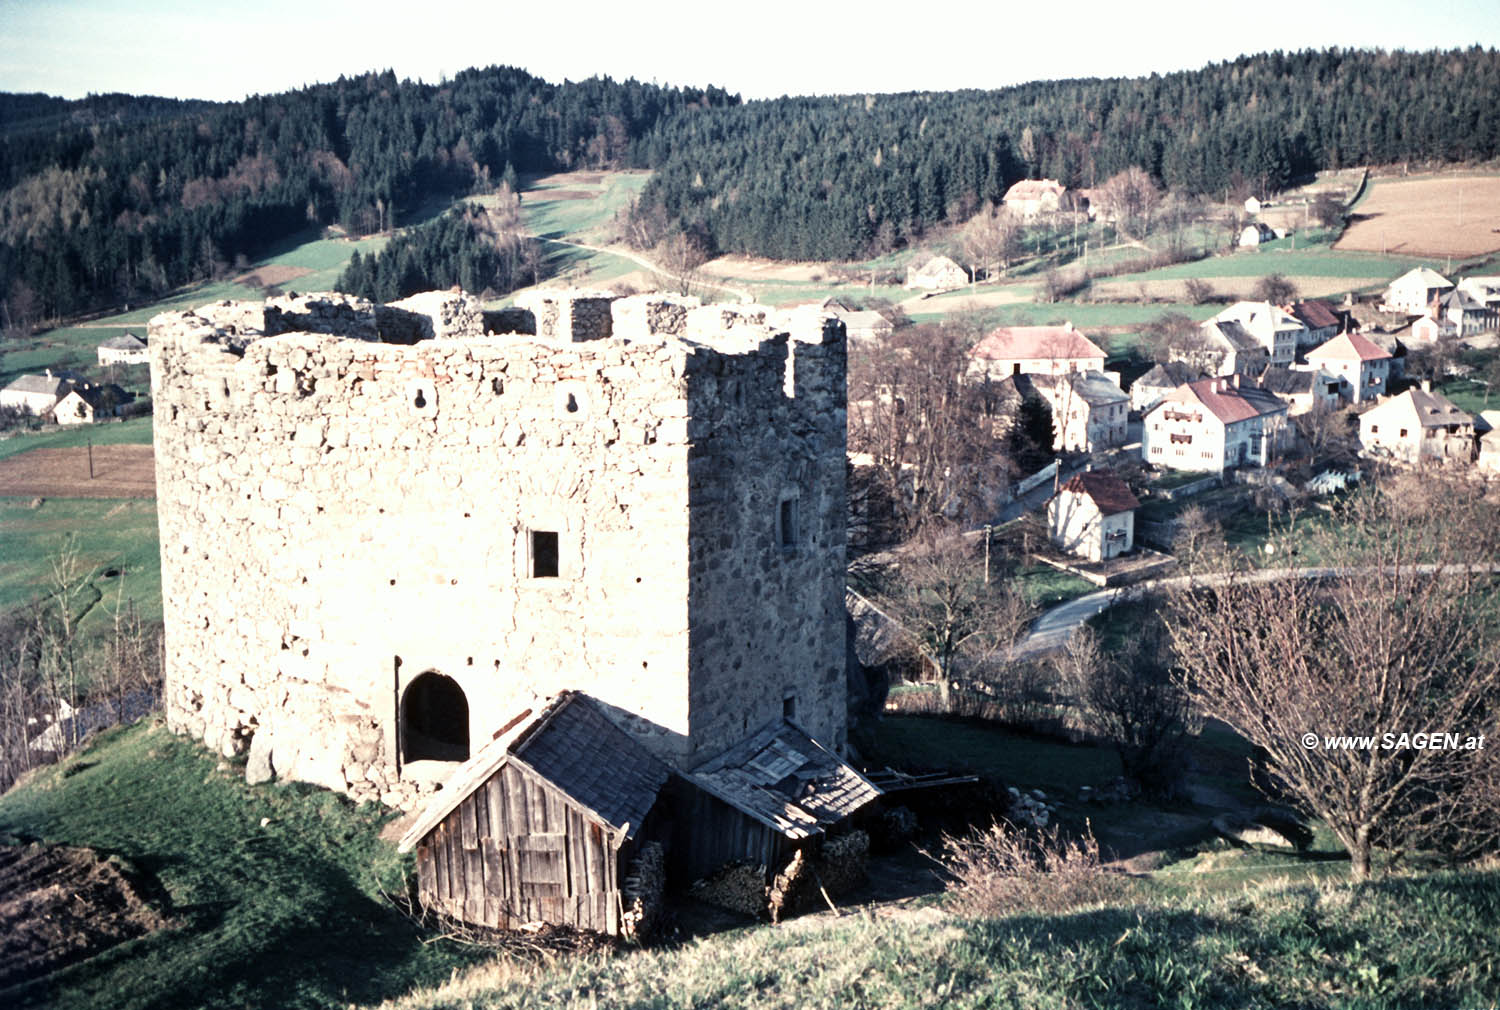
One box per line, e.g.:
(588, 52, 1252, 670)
(620, 842, 664, 941)
(767, 849, 816, 923)
(816, 830, 870, 895)
(688, 861, 767, 918)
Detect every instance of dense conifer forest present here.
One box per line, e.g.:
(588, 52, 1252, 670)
(630, 48, 1500, 261)
(2, 48, 1497, 320)
(0, 68, 732, 318)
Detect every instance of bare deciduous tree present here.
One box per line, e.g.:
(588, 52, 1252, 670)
(961, 206, 1025, 280)
(1055, 621, 1197, 798)
(1098, 167, 1162, 239)
(848, 322, 1011, 541)
(1252, 273, 1298, 306)
(872, 526, 1034, 712)
(1165, 478, 1500, 879)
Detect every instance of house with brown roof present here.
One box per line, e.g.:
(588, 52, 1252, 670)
(904, 255, 967, 291)
(1303, 331, 1393, 404)
(1003, 178, 1068, 219)
(993, 370, 1128, 453)
(969, 322, 1107, 378)
(1142, 375, 1289, 473)
(1288, 300, 1342, 349)
(1358, 386, 1475, 465)
(1048, 471, 1140, 562)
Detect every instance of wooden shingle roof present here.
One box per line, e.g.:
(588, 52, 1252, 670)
(688, 720, 882, 840)
(398, 691, 671, 852)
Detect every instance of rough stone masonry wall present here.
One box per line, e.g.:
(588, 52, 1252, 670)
(151, 288, 847, 806)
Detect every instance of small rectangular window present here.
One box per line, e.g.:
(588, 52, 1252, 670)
(783, 694, 797, 719)
(530, 530, 559, 578)
(779, 499, 798, 549)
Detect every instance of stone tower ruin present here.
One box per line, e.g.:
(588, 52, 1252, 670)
(149, 288, 848, 808)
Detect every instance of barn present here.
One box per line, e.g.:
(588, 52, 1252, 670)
(396, 692, 672, 935)
(397, 692, 884, 933)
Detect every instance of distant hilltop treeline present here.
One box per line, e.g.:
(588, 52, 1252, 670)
(630, 48, 1500, 261)
(3, 48, 1498, 319)
(0, 67, 735, 319)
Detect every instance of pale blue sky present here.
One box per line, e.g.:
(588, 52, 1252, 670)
(3, 0, 1498, 102)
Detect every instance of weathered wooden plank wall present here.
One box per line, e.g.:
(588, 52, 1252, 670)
(416, 761, 621, 933)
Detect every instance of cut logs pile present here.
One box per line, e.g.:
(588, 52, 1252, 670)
(620, 842, 664, 942)
(688, 861, 767, 918)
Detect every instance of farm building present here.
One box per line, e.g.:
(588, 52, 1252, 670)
(55, 383, 134, 425)
(1, 371, 72, 416)
(1238, 223, 1277, 247)
(98, 333, 149, 365)
(1003, 179, 1068, 218)
(1382, 266, 1453, 314)
(904, 255, 967, 291)
(396, 692, 672, 935)
(969, 322, 1107, 377)
(1358, 386, 1475, 465)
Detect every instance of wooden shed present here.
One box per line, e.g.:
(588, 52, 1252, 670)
(397, 692, 671, 935)
(678, 719, 883, 880)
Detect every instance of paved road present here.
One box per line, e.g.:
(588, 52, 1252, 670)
(1009, 562, 1495, 659)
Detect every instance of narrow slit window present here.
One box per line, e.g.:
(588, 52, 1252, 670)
(783, 694, 797, 720)
(530, 530, 560, 578)
(779, 499, 798, 549)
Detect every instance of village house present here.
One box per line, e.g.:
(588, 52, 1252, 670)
(1142, 376, 1289, 473)
(969, 322, 1107, 378)
(994, 371, 1128, 453)
(1002, 178, 1068, 219)
(1458, 276, 1500, 311)
(1256, 365, 1342, 416)
(1047, 470, 1139, 562)
(0, 371, 72, 416)
(1358, 385, 1475, 465)
(1210, 301, 1306, 366)
(1130, 361, 1207, 415)
(1382, 266, 1453, 314)
(1239, 222, 1277, 247)
(1427, 287, 1495, 338)
(1175, 318, 1269, 376)
(1476, 411, 1500, 475)
(1302, 331, 1393, 404)
(54, 383, 134, 425)
(97, 332, 149, 365)
(837, 309, 894, 345)
(904, 255, 967, 291)
(1288, 300, 1343, 349)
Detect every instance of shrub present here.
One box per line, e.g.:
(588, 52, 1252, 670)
(941, 819, 1125, 917)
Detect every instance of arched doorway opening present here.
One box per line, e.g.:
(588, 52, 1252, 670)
(401, 672, 470, 763)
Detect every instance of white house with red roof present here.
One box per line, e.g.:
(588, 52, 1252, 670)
(1048, 471, 1140, 562)
(969, 322, 1107, 378)
(1288, 300, 1342, 348)
(1303, 331, 1393, 404)
(1142, 375, 1289, 473)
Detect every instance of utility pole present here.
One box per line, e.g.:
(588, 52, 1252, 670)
(87, 438, 94, 480)
(983, 524, 993, 585)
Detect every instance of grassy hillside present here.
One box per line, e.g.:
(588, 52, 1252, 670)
(0, 722, 479, 1010)
(361, 867, 1500, 1009)
(4, 719, 1498, 1009)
